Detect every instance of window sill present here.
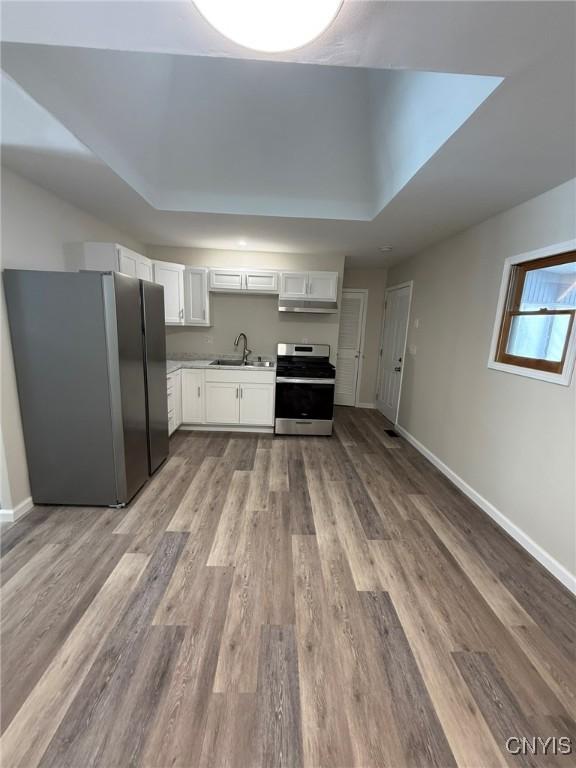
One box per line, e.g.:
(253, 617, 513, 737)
(487, 359, 574, 386)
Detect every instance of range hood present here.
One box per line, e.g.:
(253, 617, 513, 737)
(278, 299, 338, 314)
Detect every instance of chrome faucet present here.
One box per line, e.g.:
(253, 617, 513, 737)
(234, 332, 252, 364)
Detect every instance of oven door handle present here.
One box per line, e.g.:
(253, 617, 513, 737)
(276, 377, 335, 384)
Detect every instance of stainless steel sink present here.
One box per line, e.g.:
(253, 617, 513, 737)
(209, 359, 273, 368)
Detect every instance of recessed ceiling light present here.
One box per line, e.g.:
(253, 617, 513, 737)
(193, 0, 344, 53)
(379, 245, 393, 252)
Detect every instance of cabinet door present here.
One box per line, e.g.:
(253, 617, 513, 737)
(152, 261, 185, 324)
(136, 256, 153, 282)
(184, 268, 210, 326)
(181, 370, 204, 423)
(173, 370, 182, 426)
(82, 242, 118, 272)
(205, 382, 240, 424)
(117, 247, 138, 278)
(244, 270, 278, 293)
(239, 383, 275, 426)
(167, 373, 178, 435)
(308, 271, 338, 301)
(209, 269, 244, 292)
(280, 272, 308, 298)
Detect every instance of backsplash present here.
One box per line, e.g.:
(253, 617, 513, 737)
(164, 292, 339, 363)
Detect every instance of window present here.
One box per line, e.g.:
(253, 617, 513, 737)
(489, 243, 576, 385)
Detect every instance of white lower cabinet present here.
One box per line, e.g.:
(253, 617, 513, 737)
(181, 369, 205, 423)
(239, 383, 275, 425)
(205, 382, 240, 424)
(170, 367, 275, 429)
(167, 370, 182, 436)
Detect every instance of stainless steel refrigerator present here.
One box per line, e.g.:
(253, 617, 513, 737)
(4, 269, 169, 507)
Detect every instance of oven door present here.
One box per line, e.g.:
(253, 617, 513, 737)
(275, 378, 335, 429)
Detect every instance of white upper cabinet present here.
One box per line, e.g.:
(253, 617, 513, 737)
(279, 271, 338, 301)
(308, 271, 338, 301)
(210, 269, 244, 292)
(136, 258, 153, 282)
(152, 260, 185, 324)
(184, 268, 210, 326)
(279, 272, 309, 298)
(117, 248, 138, 277)
(243, 270, 278, 293)
(81, 242, 152, 280)
(209, 268, 279, 293)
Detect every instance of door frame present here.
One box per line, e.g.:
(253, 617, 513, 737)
(337, 288, 368, 407)
(375, 281, 413, 424)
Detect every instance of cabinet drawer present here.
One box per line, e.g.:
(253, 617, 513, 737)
(205, 369, 275, 385)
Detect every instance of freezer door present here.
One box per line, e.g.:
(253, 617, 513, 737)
(141, 280, 169, 474)
(104, 273, 149, 502)
(4, 270, 120, 505)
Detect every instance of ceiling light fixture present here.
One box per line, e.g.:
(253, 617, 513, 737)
(379, 245, 393, 252)
(193, 0, 344, 53)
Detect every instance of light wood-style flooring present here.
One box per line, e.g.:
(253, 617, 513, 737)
(1, 407, 575, 767)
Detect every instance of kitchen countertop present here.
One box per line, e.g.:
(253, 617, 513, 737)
(167, 359, 276, 374)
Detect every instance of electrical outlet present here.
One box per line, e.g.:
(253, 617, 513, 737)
(204, 335, 213, 345)
(414, 318, 420, 329)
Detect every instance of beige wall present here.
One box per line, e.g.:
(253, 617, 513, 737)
(388, 178, 576, 577)
(342, 268, 387, 404)
(147, 247, 345, 363)
(0, 168, 143, 511)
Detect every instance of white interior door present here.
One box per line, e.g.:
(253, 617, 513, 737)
(377, 284, 412, 423)
(335, 290, 367, 406)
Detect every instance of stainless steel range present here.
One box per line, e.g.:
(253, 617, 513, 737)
(274, 343, 336, 436)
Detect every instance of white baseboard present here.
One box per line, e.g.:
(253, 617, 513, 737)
(356, 402, 375, 409)
(177, 425, 274, 434)
(395, 424, 576, 595)
(0, 495, 33, 524)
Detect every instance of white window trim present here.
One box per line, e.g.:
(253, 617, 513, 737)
(487, 238, 576, 386)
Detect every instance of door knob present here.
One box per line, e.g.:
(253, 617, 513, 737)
(394, 366, 402, 372)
